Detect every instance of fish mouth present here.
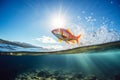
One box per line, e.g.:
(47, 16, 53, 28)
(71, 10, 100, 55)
(51, 29, 56, 34)
(51, 30, 54, 33)
(51, 29, 58, 34)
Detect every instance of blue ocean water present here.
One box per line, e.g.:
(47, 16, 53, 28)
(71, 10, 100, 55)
(0, 46, 120, 80)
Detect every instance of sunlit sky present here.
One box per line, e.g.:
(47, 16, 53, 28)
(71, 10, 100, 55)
(0, 0, 120, 48)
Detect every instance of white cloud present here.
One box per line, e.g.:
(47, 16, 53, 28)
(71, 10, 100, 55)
(35, 36, 58, 44)
(33, 36, 64, 50)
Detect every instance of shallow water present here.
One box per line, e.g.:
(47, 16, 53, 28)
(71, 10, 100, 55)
(0, 47, 120, 80)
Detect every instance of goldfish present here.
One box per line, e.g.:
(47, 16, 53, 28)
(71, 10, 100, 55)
(51, 28, 81, 44)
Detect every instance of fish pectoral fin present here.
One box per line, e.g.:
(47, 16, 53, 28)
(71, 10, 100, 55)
(58, 38, 62, 42)
(71, 40, 76, 43)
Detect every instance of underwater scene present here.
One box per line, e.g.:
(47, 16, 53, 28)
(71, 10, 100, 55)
(0, 46, 120, 80)
(0, 0, 120, 80)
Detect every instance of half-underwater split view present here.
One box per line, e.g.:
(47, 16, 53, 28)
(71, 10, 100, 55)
(0, 0, 120, 80)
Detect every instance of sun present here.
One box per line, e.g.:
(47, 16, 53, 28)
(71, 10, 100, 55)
(51, 15, 66, 29)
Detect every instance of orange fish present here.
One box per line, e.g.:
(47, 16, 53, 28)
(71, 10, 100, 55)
(51, 28, 81, 44)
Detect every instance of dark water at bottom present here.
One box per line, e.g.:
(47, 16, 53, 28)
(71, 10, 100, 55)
(0, 49, 120, 80)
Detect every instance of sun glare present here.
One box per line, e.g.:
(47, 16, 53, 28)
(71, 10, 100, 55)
(51, 15, 66, 29)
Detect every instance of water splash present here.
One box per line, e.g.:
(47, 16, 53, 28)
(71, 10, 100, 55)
(63, 24, 120, 49)
(80, 26, 120, 46)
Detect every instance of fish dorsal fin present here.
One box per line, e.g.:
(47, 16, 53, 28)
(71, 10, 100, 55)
(58, 38, 62, 42)
(67, 28, 72, 34)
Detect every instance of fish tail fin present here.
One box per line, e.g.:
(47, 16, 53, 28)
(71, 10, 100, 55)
(76, 34, 81, 44)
